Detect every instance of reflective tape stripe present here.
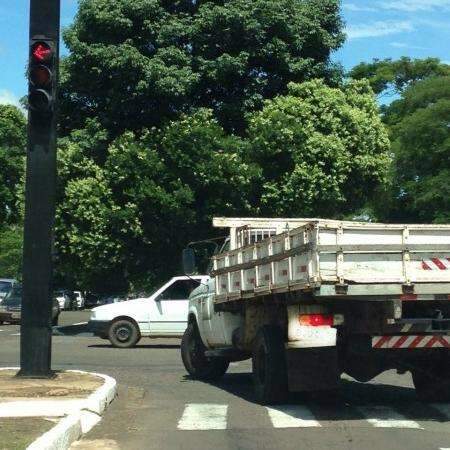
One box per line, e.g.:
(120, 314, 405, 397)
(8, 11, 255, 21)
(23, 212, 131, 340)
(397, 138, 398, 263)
(372, 335, 450, 349)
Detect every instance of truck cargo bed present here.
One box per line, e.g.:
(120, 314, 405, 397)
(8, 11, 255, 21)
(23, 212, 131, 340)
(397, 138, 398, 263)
(212, 220, 450, 303)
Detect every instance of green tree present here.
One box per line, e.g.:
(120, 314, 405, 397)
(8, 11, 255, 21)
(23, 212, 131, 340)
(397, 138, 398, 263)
(0, 105, 26, 225)
(60, 0, 344, 134)
(0, 226, 23, 279)
(55, 110, 256, 291)
(247, 79, 391, 217)
(349, 57, 450, 97)
(374, 76, 450, 223)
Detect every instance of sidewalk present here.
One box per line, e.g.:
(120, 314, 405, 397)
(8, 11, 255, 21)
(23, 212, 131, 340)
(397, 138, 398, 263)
(0, 368, 117, 450)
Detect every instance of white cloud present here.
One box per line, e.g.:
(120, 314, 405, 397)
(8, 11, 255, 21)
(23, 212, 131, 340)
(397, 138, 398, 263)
(389, 41, 428, 49)
(343, 3, 377, 11)
(380, 0, 450, 11)
(0, 90, 23, 110)
(346, 20, 414, 39)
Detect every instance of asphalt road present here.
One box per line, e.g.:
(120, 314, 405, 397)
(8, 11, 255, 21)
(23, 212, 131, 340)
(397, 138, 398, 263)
(0, 311, 449, 450)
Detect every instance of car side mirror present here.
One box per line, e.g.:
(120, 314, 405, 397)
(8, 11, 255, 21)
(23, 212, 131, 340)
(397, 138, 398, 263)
(182, 248, 196, 275)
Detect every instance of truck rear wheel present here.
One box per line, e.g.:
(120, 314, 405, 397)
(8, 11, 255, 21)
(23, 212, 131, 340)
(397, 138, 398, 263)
(108, 319, 140, 348)
(181, 322, 229, 381)
(412, 360, 450, 402)
(252, 325, 288, 405)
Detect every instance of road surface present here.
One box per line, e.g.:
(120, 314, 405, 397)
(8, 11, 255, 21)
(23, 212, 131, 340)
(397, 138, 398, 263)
(0, 311, 448, 450)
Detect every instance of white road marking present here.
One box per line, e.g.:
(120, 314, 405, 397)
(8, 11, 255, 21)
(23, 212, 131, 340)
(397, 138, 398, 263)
(177, 404, 228, 430)
(266, 405, 321, 428)
(10, 333, 20, 336)
(359, 406, 423, 429)
(432, 404, 450, 418)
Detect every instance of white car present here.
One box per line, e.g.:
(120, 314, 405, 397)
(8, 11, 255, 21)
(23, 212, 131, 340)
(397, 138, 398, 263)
(88, 276, 207, 348)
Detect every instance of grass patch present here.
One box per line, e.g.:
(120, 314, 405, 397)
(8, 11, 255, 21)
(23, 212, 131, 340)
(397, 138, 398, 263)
(0, 418, 54, 450)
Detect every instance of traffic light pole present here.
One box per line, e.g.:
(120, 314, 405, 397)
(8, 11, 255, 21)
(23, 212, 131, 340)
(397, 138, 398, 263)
(18, 0, 60, 377)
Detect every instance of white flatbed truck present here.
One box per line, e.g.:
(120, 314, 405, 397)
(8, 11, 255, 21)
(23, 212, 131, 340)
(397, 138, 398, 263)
(181, 217, 450, 404)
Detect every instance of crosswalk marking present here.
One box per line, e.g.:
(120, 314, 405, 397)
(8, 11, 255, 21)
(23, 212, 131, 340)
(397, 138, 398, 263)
(177, 404, 228, 430)
(266, 405, 321, 428)
(358, 406, 423, 429)
(176, 402, 450, 431)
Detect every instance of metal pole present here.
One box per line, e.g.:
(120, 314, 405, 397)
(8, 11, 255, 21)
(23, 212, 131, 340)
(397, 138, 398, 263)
(18, 0, 60, 377)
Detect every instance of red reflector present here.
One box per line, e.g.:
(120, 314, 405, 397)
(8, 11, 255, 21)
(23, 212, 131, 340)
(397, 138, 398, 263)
(32, 42, 52, 62)
(400, 294, 418, 301)
(299, 314, 333, 327)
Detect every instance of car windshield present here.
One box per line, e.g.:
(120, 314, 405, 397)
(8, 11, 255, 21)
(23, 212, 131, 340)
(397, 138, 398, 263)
(3, 286, 22, 307)
(0, 281, 12, 294)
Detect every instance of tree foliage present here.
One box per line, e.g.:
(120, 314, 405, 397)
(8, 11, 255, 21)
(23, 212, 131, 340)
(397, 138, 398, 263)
(374, 76, 450, 223)
(60, 0, 344, 134)
(247, 79, 391, 217)
(0, 105, 26, 225)
(0, 226, 23, 279)
(55, 110, 256, 291)
(349, 57, 450, 97)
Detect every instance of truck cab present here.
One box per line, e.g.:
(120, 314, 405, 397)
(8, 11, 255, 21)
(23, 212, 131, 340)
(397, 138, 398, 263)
(89, 275, 207, 348)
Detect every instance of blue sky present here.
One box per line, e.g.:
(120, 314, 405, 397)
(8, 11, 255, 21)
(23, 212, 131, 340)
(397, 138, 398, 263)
(1, 0, 449, 107)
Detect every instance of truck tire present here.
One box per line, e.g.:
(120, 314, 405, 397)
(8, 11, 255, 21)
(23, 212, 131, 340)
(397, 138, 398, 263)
(181, 322, 229, 381)
(252, 325, 288, 405)
(108, 319, 140, 348)
(412, 360, 450, 402)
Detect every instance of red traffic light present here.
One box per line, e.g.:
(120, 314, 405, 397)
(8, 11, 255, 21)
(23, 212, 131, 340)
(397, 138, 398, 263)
(32, 42, 52, 62)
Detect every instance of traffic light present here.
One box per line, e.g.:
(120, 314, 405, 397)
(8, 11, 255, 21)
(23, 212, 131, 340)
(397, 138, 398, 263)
(28, 39, 56, 113)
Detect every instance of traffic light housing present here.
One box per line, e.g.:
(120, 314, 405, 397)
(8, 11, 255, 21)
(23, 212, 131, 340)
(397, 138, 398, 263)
(28, 39, 56, 114)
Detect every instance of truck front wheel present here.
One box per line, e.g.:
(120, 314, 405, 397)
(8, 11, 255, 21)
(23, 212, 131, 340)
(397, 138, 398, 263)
(181, 322, 229, 381)
(252, 325, 288, 405)
(412, 359, 450, 402)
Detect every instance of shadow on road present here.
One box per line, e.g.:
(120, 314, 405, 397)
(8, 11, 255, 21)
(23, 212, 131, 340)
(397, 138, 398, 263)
(191, 372, 448, 423)
(184, 372, 447, 423)
(88, 343, 180, 349)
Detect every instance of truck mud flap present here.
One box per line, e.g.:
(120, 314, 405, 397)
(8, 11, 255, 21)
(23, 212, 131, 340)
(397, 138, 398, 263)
(372, 335, 450, 349)
(285, 346, 339, 392)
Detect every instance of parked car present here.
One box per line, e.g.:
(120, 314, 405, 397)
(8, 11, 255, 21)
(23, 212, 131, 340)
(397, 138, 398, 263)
(54, 289, 77, 310)
(0, 285, 60, 325)
(89, 276, 206, 348)
(74, 291, 85, 309)
(0, 278, 17, 302)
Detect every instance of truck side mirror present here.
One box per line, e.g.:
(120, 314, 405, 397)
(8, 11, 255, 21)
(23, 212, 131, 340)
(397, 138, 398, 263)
(182, 248, 196, 275)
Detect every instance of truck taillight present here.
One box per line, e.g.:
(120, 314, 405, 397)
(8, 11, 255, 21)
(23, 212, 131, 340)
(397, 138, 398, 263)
(299, 314, 334, 327)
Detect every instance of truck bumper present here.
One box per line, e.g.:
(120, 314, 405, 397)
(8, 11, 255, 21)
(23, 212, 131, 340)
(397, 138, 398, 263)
(88, 320, 110, 337)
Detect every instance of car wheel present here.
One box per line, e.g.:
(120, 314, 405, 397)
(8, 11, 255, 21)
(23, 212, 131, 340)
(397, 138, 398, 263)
(252, 325, 288, 405)
(108, 319, 140, 348)
(181, 322, 229, 381)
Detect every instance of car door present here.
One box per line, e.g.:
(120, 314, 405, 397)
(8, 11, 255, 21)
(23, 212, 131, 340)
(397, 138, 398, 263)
(151, 279, 199, 334)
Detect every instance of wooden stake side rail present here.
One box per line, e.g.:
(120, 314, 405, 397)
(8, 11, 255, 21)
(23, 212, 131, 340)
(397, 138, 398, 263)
(211, 221, 450, 304)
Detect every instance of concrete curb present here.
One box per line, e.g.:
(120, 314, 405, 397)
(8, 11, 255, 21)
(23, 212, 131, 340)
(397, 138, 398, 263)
(0, 368, 117, 450)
